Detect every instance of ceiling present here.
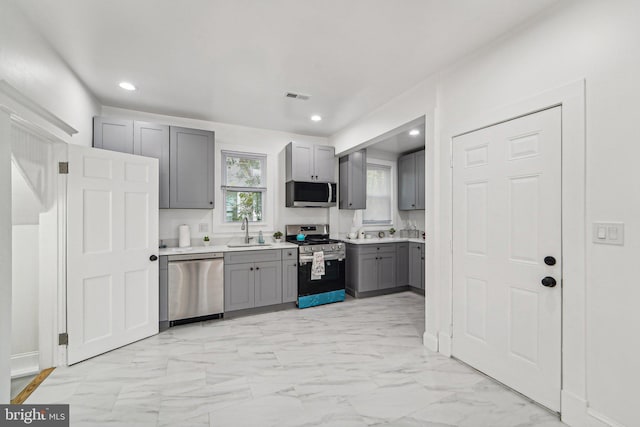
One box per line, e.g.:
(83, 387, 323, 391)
(365, 116, 426, 156)
(13, 0, 560, 137)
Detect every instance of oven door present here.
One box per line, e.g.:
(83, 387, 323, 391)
(298, 257, 345, 296)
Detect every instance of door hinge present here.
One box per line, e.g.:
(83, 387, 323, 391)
(58, 162, 69, 174)
(58, 333, 68, 346)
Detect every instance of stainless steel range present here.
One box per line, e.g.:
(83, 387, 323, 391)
(285, 224, 346, 308)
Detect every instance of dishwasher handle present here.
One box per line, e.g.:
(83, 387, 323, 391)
(167, 252, 224, 262)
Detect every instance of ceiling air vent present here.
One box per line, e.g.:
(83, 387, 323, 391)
(285, 92, 311, 100)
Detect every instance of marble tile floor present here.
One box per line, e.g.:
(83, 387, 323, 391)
(26, 291, 565, 426)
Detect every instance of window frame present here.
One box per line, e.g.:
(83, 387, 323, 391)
(362, 161, 393, 226)
(221, 150, 268, 223)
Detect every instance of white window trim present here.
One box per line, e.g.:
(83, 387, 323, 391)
(221, 150, 268, 223)
(362, 160, 394, 227)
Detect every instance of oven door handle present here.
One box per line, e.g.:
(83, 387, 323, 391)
(299, 254, 344, 264)
(328, 182, 332, 203)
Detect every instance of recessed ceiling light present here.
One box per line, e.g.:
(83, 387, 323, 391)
(409, 129, 420, 136)
(311, 115, 322, 122)
(119, 81, 136, 91)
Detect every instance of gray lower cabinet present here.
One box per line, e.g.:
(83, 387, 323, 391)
(224, 263, 255, 311)
(346, 243, 397, 295)
(282, 259, 298, 303)
(224, 250, 287, 312)
(254, 261, 282, 307)
(409, 243, 424, 289)
(396, 243, 409, 286)
(398, 149, 425, 210)
(169, 126, 215, 209)
(339, 149, 366, 209)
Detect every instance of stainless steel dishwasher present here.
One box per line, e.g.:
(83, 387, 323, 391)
(167, 252, 224, 325)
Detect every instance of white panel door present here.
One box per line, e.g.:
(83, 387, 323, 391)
(66, 145, 159, 365)
(452, 107, 561, 411)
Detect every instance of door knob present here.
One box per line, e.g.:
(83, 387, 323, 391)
(541, 276, 557, 287)
(544, 256, 556, 266)
(149, 255, 158, 261)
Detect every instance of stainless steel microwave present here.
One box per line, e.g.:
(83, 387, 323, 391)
(286, 181, 337, 207)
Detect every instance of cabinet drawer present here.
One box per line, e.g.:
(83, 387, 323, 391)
(282, 248, 297, 259)
(224, 249, 282, 265)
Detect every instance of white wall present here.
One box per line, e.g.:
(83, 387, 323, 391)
(0, 112, 12, 402)
(330, 1, 640, 425)
(0, 1, 100, 146)
(102, 106, 332, 243)
(10, 164, 40, 377)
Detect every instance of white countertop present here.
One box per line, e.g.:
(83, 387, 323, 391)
(159, 241, 298, 256)
(341, 237, 425, 245)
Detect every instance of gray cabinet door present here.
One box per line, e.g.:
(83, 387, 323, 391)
(93, 117, 134, 154)
(314, 145, 336, 182)
(396, 243, 409, 286)
(339, 150, 366, 209)
(169, 126, 215, 209)
(287, 142, 314, 181)
(409, 244, 422, 288)
(254, 261, 282, 307)
(415, 150, 425, 210)
(421, 244, 426, 289)
(398, 152, 416, 210)
(134, 122, 170, 208)
(224, 263, 254, 311)
(282, 259, 298, 303)
(377, 253, 397, 290)
(357, 254, 379, 292)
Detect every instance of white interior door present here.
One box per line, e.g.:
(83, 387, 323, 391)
(452, 107, 561, 411)
(66, 145, 159, 365)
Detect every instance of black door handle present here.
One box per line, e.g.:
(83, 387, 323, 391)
(544, 256, 556, 266)
(149, 255, 158, 261)
(541, 276, 557, 287)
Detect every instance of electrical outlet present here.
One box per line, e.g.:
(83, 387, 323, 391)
(199, 223, 209, 233)
(592, 222, 624, 245)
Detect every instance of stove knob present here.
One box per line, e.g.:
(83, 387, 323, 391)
(331, 245, 336, 250)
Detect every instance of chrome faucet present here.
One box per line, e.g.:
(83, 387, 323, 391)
(241, 217, 250, 244)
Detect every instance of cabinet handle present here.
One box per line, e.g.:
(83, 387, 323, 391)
(311, 175, 314, 180)
(288, 252, 292, 256)
(293, 263, 297, 267)
(250, 267, 254, 271)
(256, 267, 260, 270)
(209, 201, 213, 205)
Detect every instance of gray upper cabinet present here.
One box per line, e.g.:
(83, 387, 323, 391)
(339, 149, 367, 210)
(134, 122, 170, 208)
(398, 149, 425, 210)
(169, 126, 215, 209)
(286, 142, 336, 182)
(415, 150, 425, 210)
(314, 145, 336, 182)
(93, 117, 134, 154)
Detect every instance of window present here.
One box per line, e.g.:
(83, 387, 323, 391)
(222, 151, 267, 222)
(363, 163, 392, 225)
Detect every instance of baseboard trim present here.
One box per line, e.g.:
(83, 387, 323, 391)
(423, 332, 438, 352)
(11, 351, 39, 378)
(438, 332, 452, 356)
(587, 408, 626, 427)
(561, 390, 611, 427)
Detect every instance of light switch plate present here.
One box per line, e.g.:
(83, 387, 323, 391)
(198, 223, 209, 233)
(592, 222, 624, 245)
